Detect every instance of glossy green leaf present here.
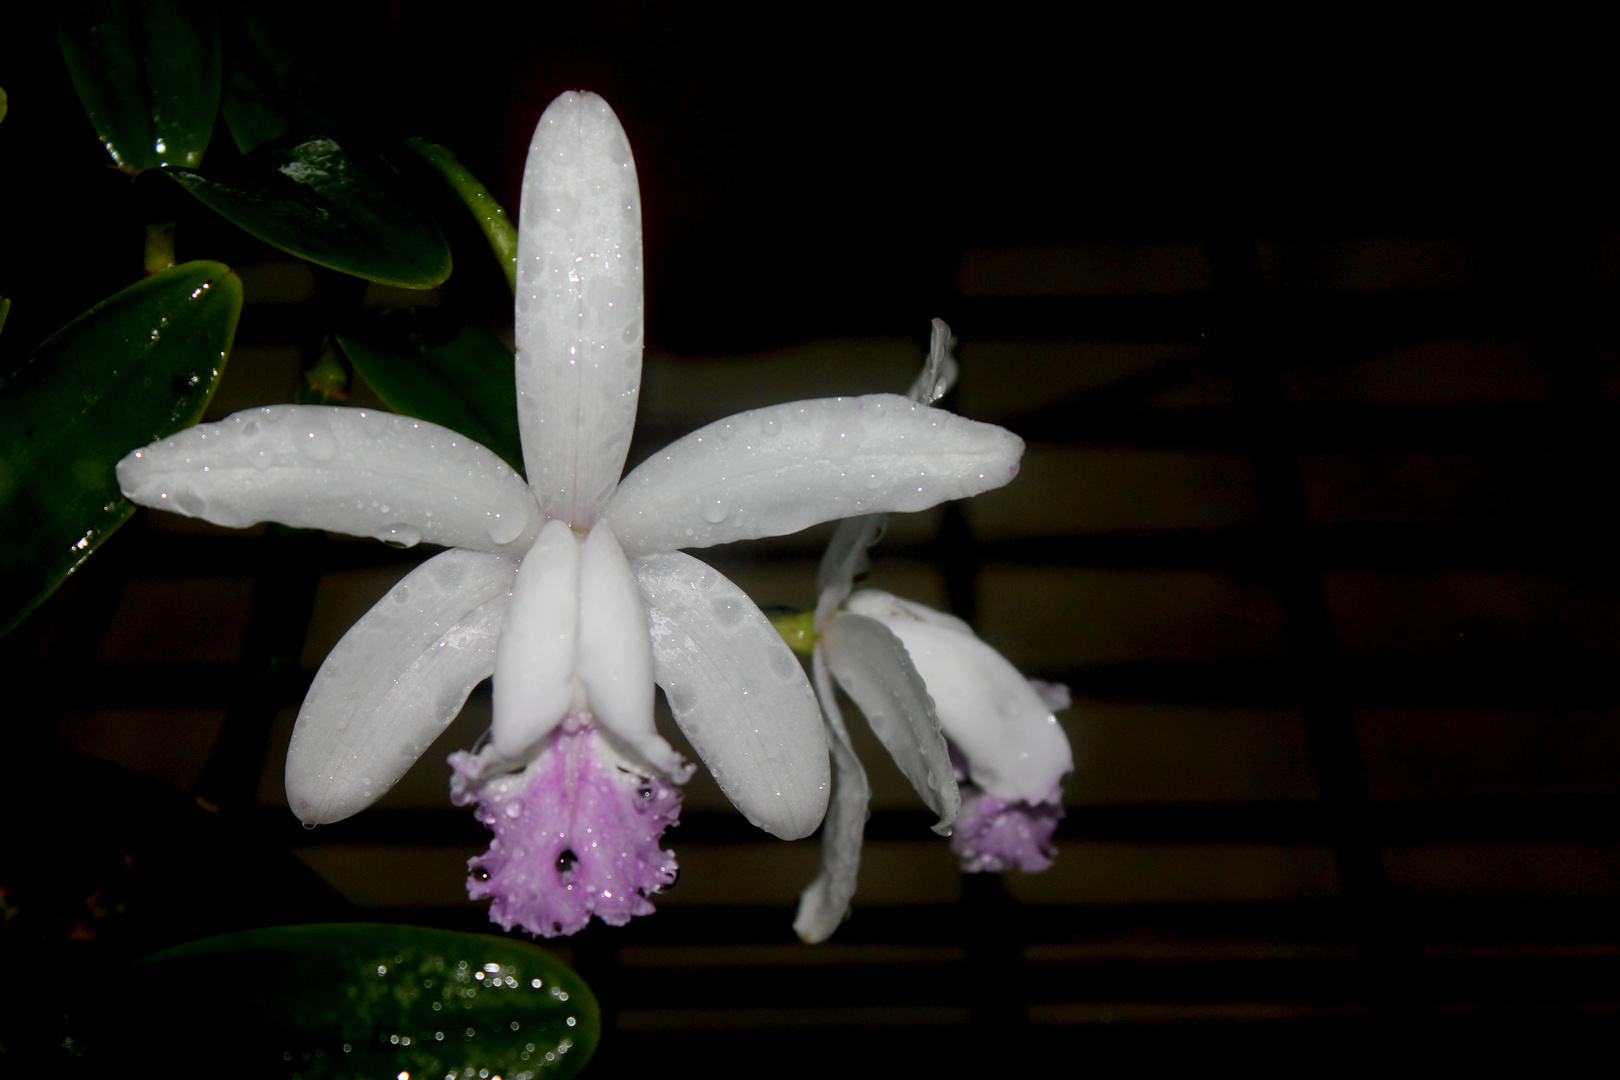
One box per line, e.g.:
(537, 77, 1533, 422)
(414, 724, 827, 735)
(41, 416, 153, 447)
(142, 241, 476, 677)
(0, 262, 240, 637)
(219, 2, 340, 154)
(94, 923, 598, 1075)
(338, 307, 524, 473)
(0, 296, 10, 336)
(55, 0, 221, 172)
(166, 134, 452, 288)
(405, 137, 518, 292)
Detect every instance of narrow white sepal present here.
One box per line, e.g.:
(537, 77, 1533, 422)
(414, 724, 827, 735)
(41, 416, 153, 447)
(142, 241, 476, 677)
(635, 551, 829, 839)
(602, 394, 1024, 556)
(813, 514, 886, 630)
(846, 590, 1074, 802)
(794, 648, 869, 944)
(577, 523, 684, 777)
(116, 405, 540, 553)
(514, 91, 644, 527)
(819, 613, 960, 833)
(491, 519, 579, 756)
(285, 549, 516, 824)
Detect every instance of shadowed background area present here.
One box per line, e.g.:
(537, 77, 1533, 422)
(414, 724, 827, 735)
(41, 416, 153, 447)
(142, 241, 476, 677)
(2, 4, 1616, 1071)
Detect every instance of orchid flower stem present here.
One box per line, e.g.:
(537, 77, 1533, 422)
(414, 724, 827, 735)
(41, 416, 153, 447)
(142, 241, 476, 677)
(404, 136, 518, 294)
(768, 610, 817, 656)
(143, 220, 176, 276)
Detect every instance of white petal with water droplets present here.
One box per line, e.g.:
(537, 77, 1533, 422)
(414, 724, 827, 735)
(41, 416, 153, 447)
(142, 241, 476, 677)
(819, 613, 959, 833)
(793, 649, 869, 943)
(514, 91, 643, 527)
(492, 520, 579, 756)
(603, 395, 1023, 555)
(285, 549, 516, 824)
(578, 523, 684, 777)
(852, 597, 1074, 802)
(635, 551, 828, 839)
(116, 405, 540, 553)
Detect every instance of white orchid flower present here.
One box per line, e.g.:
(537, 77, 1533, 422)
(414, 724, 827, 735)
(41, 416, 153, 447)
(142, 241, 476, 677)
(115, 92, 1024, 938)
(791, 325, 1072, 944)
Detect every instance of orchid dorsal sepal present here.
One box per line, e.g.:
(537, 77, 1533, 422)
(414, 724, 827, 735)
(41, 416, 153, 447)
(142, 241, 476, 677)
(768, 610, 817, 656)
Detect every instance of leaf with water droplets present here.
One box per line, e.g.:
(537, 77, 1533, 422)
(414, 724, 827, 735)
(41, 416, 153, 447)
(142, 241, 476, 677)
(166, 133, 452, 288)
(55, 0, 221, 172)
(0, 262, 240, 638)
(337, 307, 523, 474)
(72, 923, 598, 1075)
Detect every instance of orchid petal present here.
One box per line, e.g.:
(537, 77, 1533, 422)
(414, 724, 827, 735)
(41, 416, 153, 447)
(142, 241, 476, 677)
(514, 91, 643, 527)
(578, 523, 684, 777)
(491, 519, 578, 756)
(814, 514, 886, 629)
(845, 588, 975, 636)
(117, 405, 540, 553)
(285, 549, 516, 824)
(819, 613, 959, 833)
(846, 590, 1073, 802)
(906, 318, 959, 405)
(793, 648, 869, 943)
(602, 394, 1024, 556)
(635, 551, 828, 839)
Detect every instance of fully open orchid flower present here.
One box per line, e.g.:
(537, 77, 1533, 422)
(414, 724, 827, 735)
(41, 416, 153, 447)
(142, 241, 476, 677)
(791, 324, 1073, 943)
(115, 92, 1024, 937)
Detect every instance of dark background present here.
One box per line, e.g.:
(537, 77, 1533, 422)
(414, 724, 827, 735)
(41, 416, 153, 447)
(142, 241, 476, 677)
(3, 3, 1618, 1072)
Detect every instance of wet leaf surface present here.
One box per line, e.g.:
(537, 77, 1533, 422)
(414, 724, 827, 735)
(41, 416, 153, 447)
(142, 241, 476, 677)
(94, 923, 598, 1077)
(55, 0, 221, 172)
(0, 261, 240, 636)
(166, 134, 452, 289)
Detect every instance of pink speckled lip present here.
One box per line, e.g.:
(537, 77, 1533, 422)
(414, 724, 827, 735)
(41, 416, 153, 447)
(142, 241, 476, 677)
(950, 788, 1063, 874)
(450, 719, 681, 937)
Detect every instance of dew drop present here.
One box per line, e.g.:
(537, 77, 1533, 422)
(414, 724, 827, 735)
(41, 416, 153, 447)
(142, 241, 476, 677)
(709, 597, 744, 628)
(298, 414, 338, 461)
(760, 416, 781, 437)
(699, 500, 728, 524)
(383, 524, 422, 549)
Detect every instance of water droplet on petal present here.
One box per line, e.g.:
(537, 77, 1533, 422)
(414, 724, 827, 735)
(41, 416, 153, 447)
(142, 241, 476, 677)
(700, 500, 727, 524)
(298, 414, 338, 461)
(383, 524, 422, 548)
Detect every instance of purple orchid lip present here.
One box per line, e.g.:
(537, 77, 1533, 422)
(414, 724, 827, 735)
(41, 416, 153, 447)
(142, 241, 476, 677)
(450, 718, 681, 937)
(950, 788, 1064, 874)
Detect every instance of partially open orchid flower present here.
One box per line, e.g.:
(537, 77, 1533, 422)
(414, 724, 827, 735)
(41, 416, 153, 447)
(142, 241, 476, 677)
(116, 92, 1025, 938)
(791, 325, 1073, 944)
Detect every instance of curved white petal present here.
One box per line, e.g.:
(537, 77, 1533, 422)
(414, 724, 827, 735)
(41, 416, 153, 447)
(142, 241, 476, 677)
(847, 591, 1073, 802)
(491, 519, 579, 756)
(813, 514, 887, 629)
(794, 648, 870, 943)
(819, 613, 959, 833)
(514, 91, 643, 526)
(845, 588, 974, 636)
(285, 549, 516, 824)
(907, 318, 959, 404)
(602, 395, 1024, 555)
(635, 551, 829, 839)
(117, 405, 540, 553)
(578, 523, 683, 776)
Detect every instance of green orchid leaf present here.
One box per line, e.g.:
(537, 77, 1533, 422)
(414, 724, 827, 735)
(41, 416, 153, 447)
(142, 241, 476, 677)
(88, 923, 598, 1076)
(337, 307, 524, 473)
(0, 261, 241, 638)
(219, 2, 340, 154)
(0, 296, 10, 336)
(166, 134, 452, 289)
(404, 137, 518, 292)
(55, 0, 221, 173)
